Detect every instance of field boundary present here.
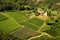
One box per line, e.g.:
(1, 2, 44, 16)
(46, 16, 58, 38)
(28, 32, 53, 40)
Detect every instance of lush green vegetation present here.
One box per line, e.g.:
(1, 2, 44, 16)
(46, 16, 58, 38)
(0, 18, 21, 33)
(0, 30, 21, 40)
(4, 11, 29, 22)
(20, 18, 44, 30)
(0, 0, 60, 40)
(27, 18, 44, 27)
(20, 22, 38, 30)
(10, 27, 40, 40)
(44, 22, 60, 37)
(0, 0, 37, 11)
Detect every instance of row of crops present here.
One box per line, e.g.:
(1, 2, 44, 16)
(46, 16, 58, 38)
(20, 18, 44, 31)
(0, 12, 44, 40)
(4, 12, 44, 31)
(0, 12, 42, 40)
(20, 22, 38, 30)
(10, 27, 40, 40)
(4, 11, 29, 22)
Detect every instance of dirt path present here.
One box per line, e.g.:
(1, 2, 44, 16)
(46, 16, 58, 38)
(38, 22, 46, 32)
(28, 22, 39, 28)
(36, 15, 48, 21)
(28, 22, 53, 40)
(28, 32, 53, 40)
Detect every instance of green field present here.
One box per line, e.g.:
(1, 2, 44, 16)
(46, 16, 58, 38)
(20, 18, 44, 30)
(0, 12, 44, 33)
(0, 0, 60, 40)
(1, 11, 58, 40)
(27, 18, 44, 27)
(0, 14, 22, 33)
(4, 11, 29, 22)
(10, 27, 40, 40)
(0, 14, 8, 21)
(20, 22, 38, 30)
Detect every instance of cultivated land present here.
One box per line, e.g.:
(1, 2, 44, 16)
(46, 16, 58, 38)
(0, 0, 60, 40)
(0, 10, 60, 40)
(0, 13, 22, 33)
(4, 11, 28, 22)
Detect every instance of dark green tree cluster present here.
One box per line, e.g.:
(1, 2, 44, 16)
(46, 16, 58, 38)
(0, 30, 21, 40)
(0, 0, 37, 12)
(44, 21, 60, 37)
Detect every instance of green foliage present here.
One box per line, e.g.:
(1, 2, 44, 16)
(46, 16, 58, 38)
(45, 22, 60, 37)
(0, 30, 21, 40)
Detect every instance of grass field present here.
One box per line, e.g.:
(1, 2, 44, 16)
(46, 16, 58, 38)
(3, 11, 44, 29)
(10, 27, 40, 40)
(0, 12, 45, 40)
(20, 18, 44, 31)
(4, 11, 29, 22)
(0, 14, 22, 33)
(27, 18, 44, 27)
(0, 19, 21, 33)
(0, 12, 44, 33)
(0, 14, 8, 21)
(20, 22, 38, 30)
